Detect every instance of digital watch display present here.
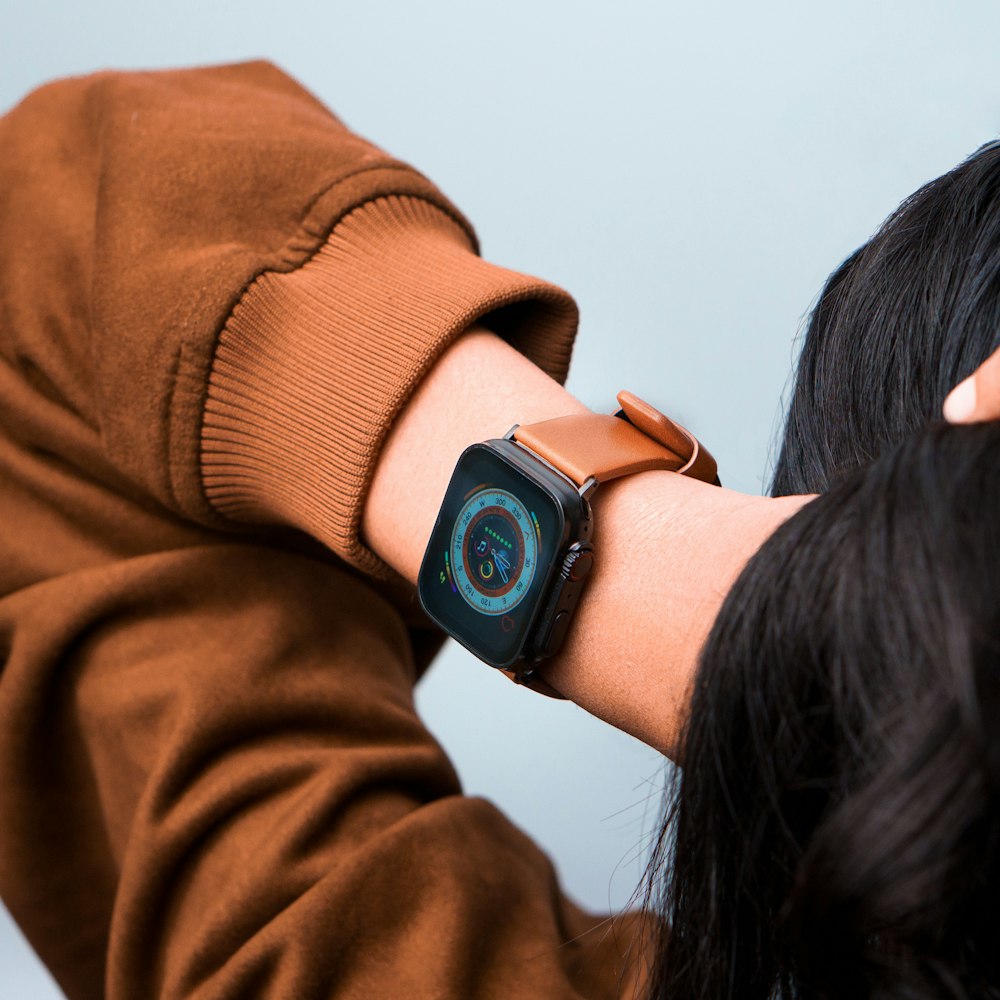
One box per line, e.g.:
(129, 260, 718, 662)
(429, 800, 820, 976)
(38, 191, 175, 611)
(451, 488, 537, 616)
(418, 440, 590, 671)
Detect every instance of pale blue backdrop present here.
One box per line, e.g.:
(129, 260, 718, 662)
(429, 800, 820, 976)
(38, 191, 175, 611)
(3, 1, 1000, 995)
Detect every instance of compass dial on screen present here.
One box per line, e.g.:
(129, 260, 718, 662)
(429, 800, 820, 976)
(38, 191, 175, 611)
(450, 488, 538, 615)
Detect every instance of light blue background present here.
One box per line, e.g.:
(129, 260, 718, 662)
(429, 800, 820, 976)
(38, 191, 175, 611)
(3, 2, 1000, 995)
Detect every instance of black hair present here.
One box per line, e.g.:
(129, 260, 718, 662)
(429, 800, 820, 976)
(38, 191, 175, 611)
(652, 422, 1000, 999)
(773, 140, 1000, 497)
(649, 142, 1000, 999)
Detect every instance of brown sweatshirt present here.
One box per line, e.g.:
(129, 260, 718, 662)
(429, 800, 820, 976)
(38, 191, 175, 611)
(0, 62, 647, 999)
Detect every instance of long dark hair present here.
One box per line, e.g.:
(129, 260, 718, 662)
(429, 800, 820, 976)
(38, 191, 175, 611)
(773, 140, 1000, 498)
(650, 143, 1000, 999)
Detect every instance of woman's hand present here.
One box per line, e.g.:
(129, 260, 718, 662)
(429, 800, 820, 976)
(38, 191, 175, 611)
(944, 346, 1000, 422)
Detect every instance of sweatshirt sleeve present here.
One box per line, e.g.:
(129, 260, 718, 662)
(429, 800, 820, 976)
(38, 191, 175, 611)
(0, 63, 648, 1000)
(0, 60, 576, 573)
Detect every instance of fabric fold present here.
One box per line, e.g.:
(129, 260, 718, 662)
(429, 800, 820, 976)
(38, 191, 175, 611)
(201, 194, 578, 576)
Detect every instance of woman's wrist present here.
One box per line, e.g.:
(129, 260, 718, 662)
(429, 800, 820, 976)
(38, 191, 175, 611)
(545, 473, 810, 753)
(363, 325, 813, 754)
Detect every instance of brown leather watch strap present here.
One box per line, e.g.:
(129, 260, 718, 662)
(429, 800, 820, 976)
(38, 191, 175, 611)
(497, 392, 718, 701)
(512, 390, 719, 488)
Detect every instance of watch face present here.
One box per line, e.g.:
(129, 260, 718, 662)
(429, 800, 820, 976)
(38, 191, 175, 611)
(451, 487, 537, 615)
(418, 443, 569, 668)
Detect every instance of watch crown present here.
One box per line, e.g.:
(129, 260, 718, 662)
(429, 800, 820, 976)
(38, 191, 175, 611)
(561, 543, 594, 583)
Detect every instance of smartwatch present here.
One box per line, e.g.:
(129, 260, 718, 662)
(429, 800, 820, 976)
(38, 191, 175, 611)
(416, 391, 719, 697)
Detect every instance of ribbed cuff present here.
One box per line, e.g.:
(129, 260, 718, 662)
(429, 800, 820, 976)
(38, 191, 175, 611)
(200, 195, 578, 578)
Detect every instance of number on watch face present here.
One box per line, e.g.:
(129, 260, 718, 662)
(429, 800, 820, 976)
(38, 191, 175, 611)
(450, 488, 537, 615)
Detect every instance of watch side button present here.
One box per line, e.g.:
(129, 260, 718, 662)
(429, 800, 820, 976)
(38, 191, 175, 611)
(542, 610, 572, 658)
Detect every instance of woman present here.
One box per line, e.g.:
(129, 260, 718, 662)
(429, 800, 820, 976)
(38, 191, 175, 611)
(653, 142, 1000, 998)
(0, 62, 997, 999)
(1, 60, 762, 999)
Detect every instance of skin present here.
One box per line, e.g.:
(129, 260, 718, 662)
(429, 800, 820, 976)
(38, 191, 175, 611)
(363, 328, 1000, 755)
(944, 345, 1000, 423)
(362, 325, 810, 755)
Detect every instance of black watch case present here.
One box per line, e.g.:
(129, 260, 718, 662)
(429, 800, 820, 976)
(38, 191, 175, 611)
(417, 439, 594, 672)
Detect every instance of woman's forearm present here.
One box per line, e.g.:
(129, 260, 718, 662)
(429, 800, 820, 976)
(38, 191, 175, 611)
(363, 326, 811, 754)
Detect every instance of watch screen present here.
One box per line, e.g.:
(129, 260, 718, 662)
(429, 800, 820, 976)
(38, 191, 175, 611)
(451, 487, 537, 615)
(418, 443, 568, 668)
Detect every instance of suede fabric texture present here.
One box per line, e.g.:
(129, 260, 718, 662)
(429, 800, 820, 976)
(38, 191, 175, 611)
(0, 63, 648, 999)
